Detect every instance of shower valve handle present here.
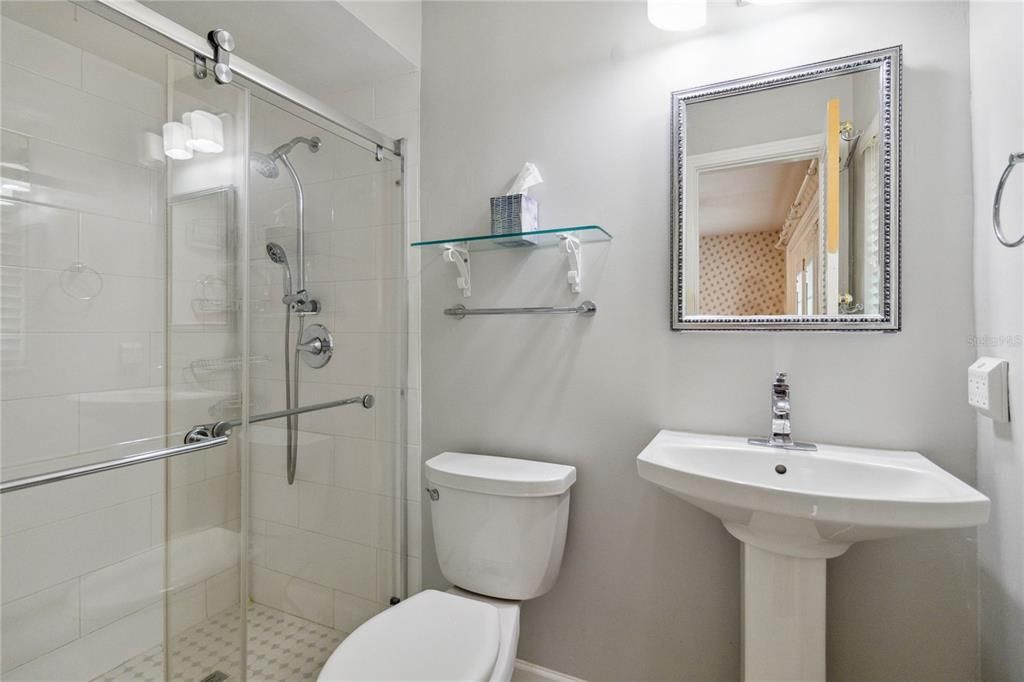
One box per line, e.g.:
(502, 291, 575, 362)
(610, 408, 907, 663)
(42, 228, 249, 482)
(298, 323, 334, 369)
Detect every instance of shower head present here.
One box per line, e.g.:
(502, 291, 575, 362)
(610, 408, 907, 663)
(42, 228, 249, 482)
(250, 152, 280, 179)
(266, 242, 293, 297)
(251, 137, 320, 180)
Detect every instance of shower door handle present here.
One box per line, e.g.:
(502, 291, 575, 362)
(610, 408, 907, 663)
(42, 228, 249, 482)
(0, 434, 229, 494)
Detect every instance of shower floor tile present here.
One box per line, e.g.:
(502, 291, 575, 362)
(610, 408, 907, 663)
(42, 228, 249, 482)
(93, 603, 345, 681)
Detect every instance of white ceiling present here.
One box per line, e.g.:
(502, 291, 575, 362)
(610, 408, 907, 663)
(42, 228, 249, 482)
(140, 1, 416, 107)
(698, 158, 812, 237)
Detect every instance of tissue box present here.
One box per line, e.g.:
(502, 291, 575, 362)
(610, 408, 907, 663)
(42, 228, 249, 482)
(490, 194, 539, 246)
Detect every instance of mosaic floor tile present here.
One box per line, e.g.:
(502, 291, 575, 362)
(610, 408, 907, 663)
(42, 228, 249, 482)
(93, 603, 345, 682)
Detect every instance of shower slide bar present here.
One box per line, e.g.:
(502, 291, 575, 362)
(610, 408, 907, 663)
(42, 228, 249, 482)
(444, 301, 597, 319)
(0, 394, 375, 494)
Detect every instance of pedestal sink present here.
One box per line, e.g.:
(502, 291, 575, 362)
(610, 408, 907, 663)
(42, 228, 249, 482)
(637, 430, 989, 681)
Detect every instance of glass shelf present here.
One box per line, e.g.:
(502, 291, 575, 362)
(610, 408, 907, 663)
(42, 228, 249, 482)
(411, 225, 611, 251)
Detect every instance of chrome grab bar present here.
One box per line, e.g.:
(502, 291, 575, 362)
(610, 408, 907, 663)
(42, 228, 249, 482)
(993, 152, 1024, 248)
(0, 393, 375, 495)
(444, 301, 597, 319)
(0, 436, 229, 495)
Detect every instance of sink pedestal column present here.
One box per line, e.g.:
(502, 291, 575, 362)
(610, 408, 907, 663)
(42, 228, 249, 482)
(741, 544, 826, 682)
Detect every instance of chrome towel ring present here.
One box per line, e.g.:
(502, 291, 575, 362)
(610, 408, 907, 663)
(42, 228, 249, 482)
(993, 151, 1024, 248)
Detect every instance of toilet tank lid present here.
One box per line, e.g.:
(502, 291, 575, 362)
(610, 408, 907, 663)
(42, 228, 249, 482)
(426, 452, 576, 497)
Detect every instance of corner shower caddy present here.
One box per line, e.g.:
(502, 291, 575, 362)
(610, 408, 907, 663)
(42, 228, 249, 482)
(412, 225, 610, 316)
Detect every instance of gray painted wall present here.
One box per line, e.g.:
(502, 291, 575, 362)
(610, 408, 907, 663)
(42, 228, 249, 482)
(420, 3, 978, 679)
(970, 2, 1024, 679)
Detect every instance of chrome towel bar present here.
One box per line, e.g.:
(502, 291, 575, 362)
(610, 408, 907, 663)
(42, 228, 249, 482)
(0, 436, 229, 495)
(993, 152, 1024, 248)
(188, 393, 375, 439)
(445, 301, 597, 319)
(0, 393, 375, 494)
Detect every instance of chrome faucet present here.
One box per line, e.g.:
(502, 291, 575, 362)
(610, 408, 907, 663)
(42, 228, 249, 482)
(748, 372, 817, 452)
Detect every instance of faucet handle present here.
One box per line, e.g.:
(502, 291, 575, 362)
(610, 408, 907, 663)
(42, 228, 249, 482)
(774, 371, 788, 385)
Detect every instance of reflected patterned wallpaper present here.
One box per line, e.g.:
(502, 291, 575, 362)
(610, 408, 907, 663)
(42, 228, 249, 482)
(699, 230, 785, 315)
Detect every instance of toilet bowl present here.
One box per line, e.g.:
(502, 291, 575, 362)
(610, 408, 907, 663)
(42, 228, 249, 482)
(318, 588, 520, 682)
(318, 452, 576, 682)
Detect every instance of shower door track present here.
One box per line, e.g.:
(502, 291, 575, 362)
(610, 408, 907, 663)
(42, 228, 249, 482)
(0, 394, 375, 494)
(73, 0, 403, 158)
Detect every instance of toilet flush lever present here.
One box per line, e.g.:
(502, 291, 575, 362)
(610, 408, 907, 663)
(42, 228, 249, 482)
(426, 487, 439, 501)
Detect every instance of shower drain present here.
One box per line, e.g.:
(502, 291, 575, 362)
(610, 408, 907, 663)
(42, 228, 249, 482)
(199, 671, 229, 682)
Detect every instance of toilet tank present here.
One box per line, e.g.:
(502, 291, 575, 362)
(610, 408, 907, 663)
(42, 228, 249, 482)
(425, 452, 576, 601)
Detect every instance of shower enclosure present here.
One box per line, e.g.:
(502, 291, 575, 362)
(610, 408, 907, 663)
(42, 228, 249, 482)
(0, 2, 410, 679)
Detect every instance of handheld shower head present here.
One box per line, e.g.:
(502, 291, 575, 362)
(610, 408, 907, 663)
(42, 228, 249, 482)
(266, 242, 288, 265)
(266, 242, 293, 297)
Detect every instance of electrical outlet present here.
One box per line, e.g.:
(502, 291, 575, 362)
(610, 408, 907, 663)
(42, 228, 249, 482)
(968, 357, 1010, 422)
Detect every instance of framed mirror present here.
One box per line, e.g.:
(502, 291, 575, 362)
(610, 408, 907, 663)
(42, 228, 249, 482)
(671, 46, 901, 331)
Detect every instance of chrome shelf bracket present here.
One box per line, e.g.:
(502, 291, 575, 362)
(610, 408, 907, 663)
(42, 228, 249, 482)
(561, 235, 582, 293)
(442, 244, 471, 297)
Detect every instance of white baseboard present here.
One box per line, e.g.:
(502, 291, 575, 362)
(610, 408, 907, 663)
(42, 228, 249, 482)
(513, 659, 587, 682)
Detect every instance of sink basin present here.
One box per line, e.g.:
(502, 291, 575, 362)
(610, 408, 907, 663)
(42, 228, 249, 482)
(637, 429, 989, 681)
(637, 429, 989, 558)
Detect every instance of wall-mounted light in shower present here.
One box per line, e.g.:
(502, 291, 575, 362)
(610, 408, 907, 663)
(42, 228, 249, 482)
(162, 110, 225, 159)
(648, 0, 706, 30)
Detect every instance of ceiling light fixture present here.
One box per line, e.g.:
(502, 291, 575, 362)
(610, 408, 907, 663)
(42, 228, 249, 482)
(648, 0, 707, 31)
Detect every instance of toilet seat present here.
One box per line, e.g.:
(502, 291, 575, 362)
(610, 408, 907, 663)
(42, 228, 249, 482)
(318, 590, 501, 681)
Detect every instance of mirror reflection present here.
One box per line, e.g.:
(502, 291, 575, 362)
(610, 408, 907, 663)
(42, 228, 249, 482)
(674, 50, 899, 330)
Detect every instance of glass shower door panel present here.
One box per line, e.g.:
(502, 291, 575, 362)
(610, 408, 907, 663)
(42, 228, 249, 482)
(164, 55, 249, 682)
(0, 2, 177, 680)
(246, 94, 407, 657)
(0, 4, 250, 680)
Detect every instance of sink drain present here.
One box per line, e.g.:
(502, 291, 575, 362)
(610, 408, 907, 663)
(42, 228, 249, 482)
(774, 464, 787, 474)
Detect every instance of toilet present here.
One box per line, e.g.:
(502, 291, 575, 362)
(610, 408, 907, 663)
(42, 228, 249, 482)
(318, 451, 577, 681)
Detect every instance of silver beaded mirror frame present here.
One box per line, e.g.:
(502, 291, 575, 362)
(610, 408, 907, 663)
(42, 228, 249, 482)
(671, 46, 902, 332)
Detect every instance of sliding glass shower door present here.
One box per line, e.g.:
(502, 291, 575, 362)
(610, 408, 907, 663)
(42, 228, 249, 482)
(0, 2, 248, 679)
(1, 2, 408, 680)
